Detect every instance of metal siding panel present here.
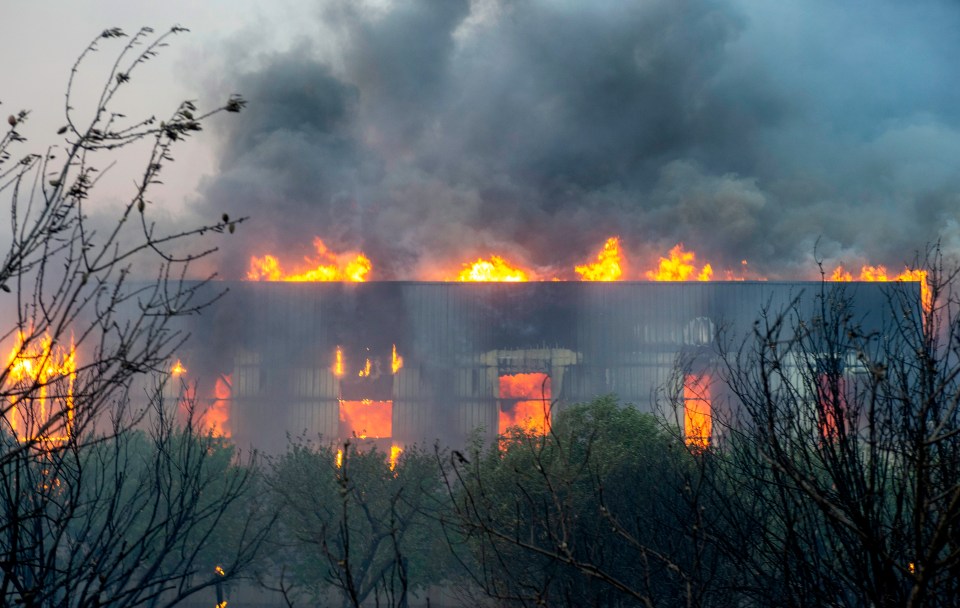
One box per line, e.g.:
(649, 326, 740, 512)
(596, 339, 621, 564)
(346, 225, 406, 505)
(186, 281, 912, 450)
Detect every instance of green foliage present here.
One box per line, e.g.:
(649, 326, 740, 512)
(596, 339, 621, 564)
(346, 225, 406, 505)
(266, 439, 450, 606)
(448, 395, 724, 607)
(0, 23, 261, 608)
(0, 407, 268, 607)
(710, 266, 960, 607)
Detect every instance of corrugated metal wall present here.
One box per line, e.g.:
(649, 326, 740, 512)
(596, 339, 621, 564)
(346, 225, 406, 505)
(181, 281, 919, 451)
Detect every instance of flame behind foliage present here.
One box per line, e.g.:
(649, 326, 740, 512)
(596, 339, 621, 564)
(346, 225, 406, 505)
(171, 359, 187, 376)
(683, 373, 712, 450)
(389, 445, 403, 471)
(4, 331, 76, 443)
(205, 374, 232, 437)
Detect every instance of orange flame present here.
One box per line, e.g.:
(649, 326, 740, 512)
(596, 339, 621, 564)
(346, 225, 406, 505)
(339, 399, 392, 439)
(171, 359, 187, 377)
(817, 373, 846, 441)
(204, 374, 231, 437)
(576, 236, 623, 281)
(247, 237, 371, 282)
(829, 264, 930, 311)
(358, 358, 372, 378)
(457, 256, 531, 282)
(683, 373, 712, 450)
(391, 345, 403, 374)
(646, 244, 713, 281)
(5, 330, 76, 443)
(499, 373, 551, 436)
(389, 444, 403, 471)
(333, 346, 344, 377)
(336, 448, 344, 469)
(171, 363, 230, 437)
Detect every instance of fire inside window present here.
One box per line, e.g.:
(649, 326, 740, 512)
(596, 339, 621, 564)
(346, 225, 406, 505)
(209, 374, 232, 437)
(339, 399, 393, 439)
(170, 360, 232, 437)
(335, 345, 402, 441)
(683, 373, 712, 449)
(499, 373, 551, 436)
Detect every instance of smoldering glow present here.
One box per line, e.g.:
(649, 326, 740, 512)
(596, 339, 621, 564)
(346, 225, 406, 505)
(5, 331, 76, 443)
(339, 399, 392, 439)
(683, 373, 712, 449)
(499, 373, 551, 436)
(576, 236, 623, 281)
(247, 237, 371, 282)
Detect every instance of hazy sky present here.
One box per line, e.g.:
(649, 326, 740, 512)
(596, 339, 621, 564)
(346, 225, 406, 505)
(0, 0, 305, 211)
(3, 0, 959, 279)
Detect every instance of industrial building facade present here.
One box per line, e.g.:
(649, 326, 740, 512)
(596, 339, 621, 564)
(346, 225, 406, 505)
(175, 281, 910, 452)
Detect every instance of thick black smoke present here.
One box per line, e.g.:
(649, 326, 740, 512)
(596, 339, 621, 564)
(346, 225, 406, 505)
(197, 0, 960, 279)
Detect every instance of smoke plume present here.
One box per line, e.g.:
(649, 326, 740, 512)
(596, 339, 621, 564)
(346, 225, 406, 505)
(196, 0, 960, 279)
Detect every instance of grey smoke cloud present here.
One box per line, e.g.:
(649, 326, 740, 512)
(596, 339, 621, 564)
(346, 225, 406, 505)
(197, 0, 960, 279)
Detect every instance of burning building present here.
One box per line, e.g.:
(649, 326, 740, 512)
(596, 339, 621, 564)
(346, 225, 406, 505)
(171, 280, 915, 453)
